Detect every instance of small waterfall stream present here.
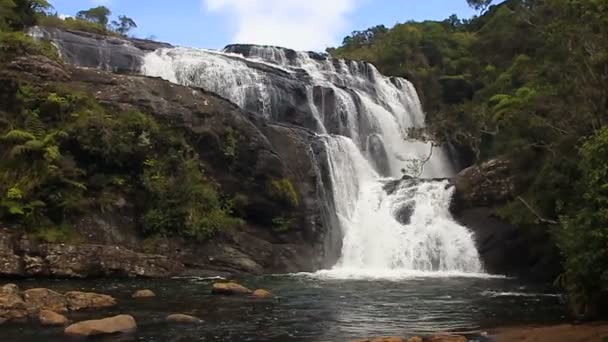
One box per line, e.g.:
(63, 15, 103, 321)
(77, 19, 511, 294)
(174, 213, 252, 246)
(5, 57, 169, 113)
(141, 45, 482, 276)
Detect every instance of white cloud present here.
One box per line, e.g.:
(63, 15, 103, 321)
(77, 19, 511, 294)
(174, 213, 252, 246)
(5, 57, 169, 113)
(204, 0, 357, 51)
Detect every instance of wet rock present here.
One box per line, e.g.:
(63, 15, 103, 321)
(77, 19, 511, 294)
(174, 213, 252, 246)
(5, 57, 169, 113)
(64, 291, 116, 311)
(39, 310, 69, 326)
(352, 337, 406, 342)
(451, 158, 515, 212)
(211, 282, 252, 295)
(132, 289, 156, 298)
(23, 288, 67, 315)
(166, 314, 201, 324)
(64, 314, 137, 337)
(0, 284, 28, 322)
(450, 158, 561, 281)
(252, 289, 273, 299)
(426, 335, 467, 342)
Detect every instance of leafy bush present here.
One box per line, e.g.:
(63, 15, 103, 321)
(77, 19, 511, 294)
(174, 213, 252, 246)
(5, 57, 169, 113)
(0, 30, 58, 61)
(268, 178, 299, 208)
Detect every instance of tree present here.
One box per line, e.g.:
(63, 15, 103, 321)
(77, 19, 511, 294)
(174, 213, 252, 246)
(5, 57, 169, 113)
(467, 0, 493, 12)
(76, 6, 111, 27)
(111, 15, 136, 36)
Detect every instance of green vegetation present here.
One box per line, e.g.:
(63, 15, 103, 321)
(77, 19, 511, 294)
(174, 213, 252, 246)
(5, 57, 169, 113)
(331, 0, 608, 316)
(0, 1, 240, 241)
(269, 178, 299, 208)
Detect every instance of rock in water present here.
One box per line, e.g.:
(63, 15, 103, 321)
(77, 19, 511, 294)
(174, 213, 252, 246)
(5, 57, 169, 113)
(252, 289, 273, 299)
(64, 292, 116, 311)
(211, 282, 252, 295)
(0, 284, 28, 322)
(39, 310, 69, 326)
(64, 315, 137, 337)
(23, 288, 67, 315)
(132, 289, 156, 298)
(166, 314, 201, 324)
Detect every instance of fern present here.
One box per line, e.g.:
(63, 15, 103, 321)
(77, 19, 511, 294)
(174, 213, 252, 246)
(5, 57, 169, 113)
(24, 112, 46, 139)
(2, 129, 36, 143)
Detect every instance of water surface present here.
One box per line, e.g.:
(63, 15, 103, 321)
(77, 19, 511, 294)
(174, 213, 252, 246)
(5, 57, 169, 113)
(2, 274, 567, 341)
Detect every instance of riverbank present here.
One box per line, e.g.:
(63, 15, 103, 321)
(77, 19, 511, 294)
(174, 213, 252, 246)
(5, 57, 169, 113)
(489, 322, 608, 342)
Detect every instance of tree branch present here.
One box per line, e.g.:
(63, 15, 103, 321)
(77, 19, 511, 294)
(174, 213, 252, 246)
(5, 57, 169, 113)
(517, 196, 560, 225)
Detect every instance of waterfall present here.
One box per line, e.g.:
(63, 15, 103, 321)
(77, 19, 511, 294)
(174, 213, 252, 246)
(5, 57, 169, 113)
(141, 44, 483, 276)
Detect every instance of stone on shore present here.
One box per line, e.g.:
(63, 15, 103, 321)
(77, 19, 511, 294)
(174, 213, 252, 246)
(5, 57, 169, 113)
(211, 282, 252, 295)
(0, 284, 28, 322)
(166, 314, 201, 324)
(64, 315, 137, 337)
(132, 289, 156, 298)
(39, 310, 69, 326)
(252, 289, 273, 299)
(64, 291, 116, 311)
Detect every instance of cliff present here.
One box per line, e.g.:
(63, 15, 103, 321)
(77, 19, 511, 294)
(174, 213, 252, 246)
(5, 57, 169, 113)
(0, 51, 334, 278)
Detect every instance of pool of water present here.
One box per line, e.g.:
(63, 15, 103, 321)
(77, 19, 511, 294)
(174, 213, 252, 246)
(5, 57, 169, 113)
(1, 273, 568, 341)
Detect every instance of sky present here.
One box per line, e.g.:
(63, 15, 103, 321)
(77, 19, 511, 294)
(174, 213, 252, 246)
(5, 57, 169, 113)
(48, 0, 479, 51)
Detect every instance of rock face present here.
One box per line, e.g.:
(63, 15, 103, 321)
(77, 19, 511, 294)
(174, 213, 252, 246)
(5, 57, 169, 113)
(0, 229, 184, 278)
(211, 282, 252, 295)
(64, 315, 137, 337)
(30, 27, 172, 74)
(0, 33, 333, 277)
(451, 158, 561, 280)
(39, 310, 69, 326)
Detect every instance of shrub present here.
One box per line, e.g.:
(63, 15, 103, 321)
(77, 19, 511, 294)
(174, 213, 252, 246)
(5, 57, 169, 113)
(268, 178, 299, 208)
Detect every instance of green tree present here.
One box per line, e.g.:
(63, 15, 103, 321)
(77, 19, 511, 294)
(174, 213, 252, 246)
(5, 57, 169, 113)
(110, 15, 136, 36)
(76, 6, 111, 27)
(467, 0, 493, 12)
(559, 127, 608, 318)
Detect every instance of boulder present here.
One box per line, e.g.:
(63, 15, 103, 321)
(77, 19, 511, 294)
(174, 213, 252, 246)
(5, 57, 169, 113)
(166, 314, 201, 324)
(64, 291, 116, 311)
(23, 288, 67, 315)
(39, 310, 69, 326)
(0, 284, 28, 322)
(426, 335, 468, 342)
(211, 282, 252, 295)
(450, 158, 561, 281)
(451, 158, 515, 212)
(252, 289, 273, 299)
(132, 289, 156, 298)
(64, 315, 137, 337)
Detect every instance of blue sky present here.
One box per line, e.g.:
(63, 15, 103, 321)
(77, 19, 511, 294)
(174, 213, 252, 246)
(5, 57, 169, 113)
(48, 0, 479, 51)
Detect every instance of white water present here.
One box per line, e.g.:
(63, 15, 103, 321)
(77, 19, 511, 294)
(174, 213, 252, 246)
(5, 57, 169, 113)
(141, 45, 483, 277)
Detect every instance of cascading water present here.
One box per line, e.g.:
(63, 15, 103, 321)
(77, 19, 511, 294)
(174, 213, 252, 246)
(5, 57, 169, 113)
(141, 44, 483, 276)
